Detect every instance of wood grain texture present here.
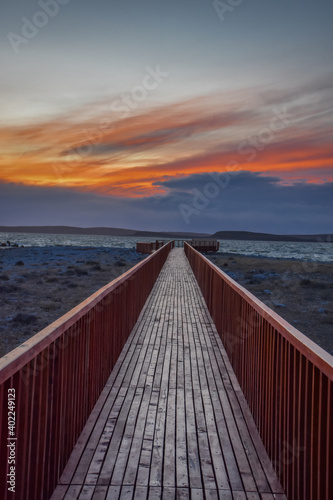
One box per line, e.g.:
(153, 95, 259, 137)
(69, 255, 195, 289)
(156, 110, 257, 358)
(51, 249, 285, 499)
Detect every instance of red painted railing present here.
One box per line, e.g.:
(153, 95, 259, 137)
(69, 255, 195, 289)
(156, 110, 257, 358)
(136, 240, 167, 254)
(0, 242, 172, 500)
(184, 242, 333, 500)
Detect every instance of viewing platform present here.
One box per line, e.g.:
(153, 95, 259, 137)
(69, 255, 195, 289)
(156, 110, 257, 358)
(136, 240, 219, 254)
(0, 242, 332, 499)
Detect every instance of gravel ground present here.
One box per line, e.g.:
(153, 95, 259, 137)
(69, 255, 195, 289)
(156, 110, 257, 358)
(0, 246, 146, 357)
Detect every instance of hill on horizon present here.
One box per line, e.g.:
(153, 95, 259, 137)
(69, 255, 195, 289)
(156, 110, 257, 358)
(211, 230, 332, 243)
(0, 226, 332, 243)
(0, 225, 209, 239)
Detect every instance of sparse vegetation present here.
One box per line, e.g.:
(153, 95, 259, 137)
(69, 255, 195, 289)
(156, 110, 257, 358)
(41, 302, 60, 312)
(0, 284, 19, 293)
(75, 269, 88, 276)
(12, 313, 37, 325)
(91, 264, 103, 271)
(22, 271, 40, 280)
(300, 278, 329, 289)
(300, 278, 311, 287)
(311, 281, 330, 289)
(115, 260, 126, 267)
(65, 281, 79, 288)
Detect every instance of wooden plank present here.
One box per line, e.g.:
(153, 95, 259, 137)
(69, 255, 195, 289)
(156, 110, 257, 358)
(176, 388, 188, 488)
(119, 485, 134, 499)
(201, 390, 230, 491)
(190, 488, 205, 499)
(133, 486, 148, 499)
(73, 387, 124, 484)
(50, 484, 68, 500)
(71, 387, 125, 485)
(175, 488, 191, 499)
(123, 386, 152, 485)
(147, 487, 162, 499)
(136, 438, 153, 487)
(144, 390, 159, 442)
(203, 490, 220, 499)
(161, 487, 175, 500)
(244, 493, 260, 500)
(98, 387, 136, 485)
(77, 485, 95, 500)
(192, 389, 216, 491)
(163, 389, 176, 487)
(106, 485, 121, 499)
(183, 361, 202, 488)
(111, 388, 144, 486)
(232, 493, 247, 500)
(150, 388, 168, 487)
(63, 485, 82, 499)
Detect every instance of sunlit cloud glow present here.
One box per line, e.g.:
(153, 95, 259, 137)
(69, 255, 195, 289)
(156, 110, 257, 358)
(1, 81, 332, 200)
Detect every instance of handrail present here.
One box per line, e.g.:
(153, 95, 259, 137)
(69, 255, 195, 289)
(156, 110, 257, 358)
(184, 241, 333, 500)
(0, 241, 173, 500)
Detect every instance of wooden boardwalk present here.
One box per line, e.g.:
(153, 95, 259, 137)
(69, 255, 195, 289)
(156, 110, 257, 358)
(52, 249, 286, 500)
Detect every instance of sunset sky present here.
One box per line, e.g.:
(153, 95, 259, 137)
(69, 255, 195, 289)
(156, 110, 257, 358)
(1, 0, 332, 233)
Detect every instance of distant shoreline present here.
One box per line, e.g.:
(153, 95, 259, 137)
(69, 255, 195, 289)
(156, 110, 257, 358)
(0, 226, 332, 243)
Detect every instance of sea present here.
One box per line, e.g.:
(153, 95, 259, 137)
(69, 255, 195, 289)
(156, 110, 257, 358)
(0, 232, 332, 262)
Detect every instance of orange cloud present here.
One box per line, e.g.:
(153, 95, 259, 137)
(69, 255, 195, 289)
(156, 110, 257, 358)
(1, 91, 332, 198)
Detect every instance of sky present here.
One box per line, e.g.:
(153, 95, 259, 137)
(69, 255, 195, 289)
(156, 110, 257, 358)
(0, 0, 332, 234)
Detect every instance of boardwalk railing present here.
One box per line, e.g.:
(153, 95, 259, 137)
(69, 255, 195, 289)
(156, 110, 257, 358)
(184, 242, 333, 500)
(0, 241, 173, 500)
(136, 240, 167, 254)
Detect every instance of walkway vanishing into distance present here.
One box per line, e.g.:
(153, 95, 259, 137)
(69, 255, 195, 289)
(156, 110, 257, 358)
(51, 249, 286, 499)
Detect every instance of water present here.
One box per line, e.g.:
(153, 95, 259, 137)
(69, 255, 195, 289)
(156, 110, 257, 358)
(216, 239, 333, 262)
(0, 232, 154, 249)
(0, 232, 332, 262)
